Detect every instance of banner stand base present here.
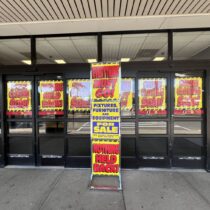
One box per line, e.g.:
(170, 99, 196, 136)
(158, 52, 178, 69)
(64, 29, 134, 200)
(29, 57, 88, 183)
(89, 175, 122, 191)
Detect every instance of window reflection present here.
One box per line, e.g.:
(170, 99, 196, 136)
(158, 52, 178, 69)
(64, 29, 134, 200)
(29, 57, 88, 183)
(8, 122, 32, 134)
(67, 122, 90, 134)
(39, 122, 64, 134)
(121, 122, 135, 135)
(173, 137, 203, 156)
(139, 121, 167, 134)
(121, 79, 135, 117)
(174, 121, 201, 134)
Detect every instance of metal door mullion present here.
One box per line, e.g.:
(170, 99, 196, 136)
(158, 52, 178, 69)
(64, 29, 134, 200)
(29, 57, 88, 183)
(169, 72, 175, 167)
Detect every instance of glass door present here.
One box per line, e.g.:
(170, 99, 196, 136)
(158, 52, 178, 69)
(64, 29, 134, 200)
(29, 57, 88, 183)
(5, 76, 35, 165)
(137, 72, 205, 169)
(171, 73, 205, 168)
(137, 73, 171, 167)
(36, 75, 65, 166)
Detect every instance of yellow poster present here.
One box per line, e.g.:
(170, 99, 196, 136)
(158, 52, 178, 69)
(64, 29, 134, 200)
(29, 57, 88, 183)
(92, 63, 120, 101)
(139, 78, 167, 115)
(92, 140, 120, 176)
(7, 81, 32, 115)
(91, 63, 121, 179)
(39, 80, 64, 111)
(174, 77, 203, 115)
(68, 79, 90, 111)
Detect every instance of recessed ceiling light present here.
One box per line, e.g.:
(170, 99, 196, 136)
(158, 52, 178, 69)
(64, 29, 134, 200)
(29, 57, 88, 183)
(87, 59, 97, 63)
(121, 58, 130, 62)
(153, 57, 165, 61)
(54, 59, 66, 64)
(22, 60, 31, 65)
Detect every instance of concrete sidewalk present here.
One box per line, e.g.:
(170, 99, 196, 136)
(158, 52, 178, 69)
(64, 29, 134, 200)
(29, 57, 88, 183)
(0, 168, 209, 210)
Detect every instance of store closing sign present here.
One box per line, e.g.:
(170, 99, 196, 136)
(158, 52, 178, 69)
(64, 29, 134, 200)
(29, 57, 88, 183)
(39, 80, 64, 116)
(90, 63, 121, 190)
(7, 81, 32, 116)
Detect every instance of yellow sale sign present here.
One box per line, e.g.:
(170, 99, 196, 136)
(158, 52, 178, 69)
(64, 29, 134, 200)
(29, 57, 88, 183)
(92, 140, 120, 176)
(91, 63, 121, 177)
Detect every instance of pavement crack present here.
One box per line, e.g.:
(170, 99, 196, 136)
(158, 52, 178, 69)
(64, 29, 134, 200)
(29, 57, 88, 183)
(32, 170, 65, 210)
(121, 188, 127, 210)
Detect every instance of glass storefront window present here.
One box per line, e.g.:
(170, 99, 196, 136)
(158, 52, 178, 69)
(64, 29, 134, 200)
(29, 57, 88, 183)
(38, 80, 64, 118)
(39, 122, 64, 134)
(0, 39, 31, 65)
(174, 75, 203, 116)
(173, 31, 210, 60)
(67, 79, 90, 118)
(67, 122, 90, 134)
(138, 121, 167, 134)
(121, 122, 135, 135)
(138, 78, 167, 116)
(173, 137, 203, 156)
(7, 81, 32, 118)
(103, 33, 168, 61)
(138, 137, 168, 156)
(8, 122, 32, 135)
(121, 78, 135, 117)
(174, 121, 202, 135)
(39, 137, 64, 156)
(36, 36, 97, 64)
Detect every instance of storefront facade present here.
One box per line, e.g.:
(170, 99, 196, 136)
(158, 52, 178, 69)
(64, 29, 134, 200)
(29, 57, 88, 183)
(0, 29, 210, 171)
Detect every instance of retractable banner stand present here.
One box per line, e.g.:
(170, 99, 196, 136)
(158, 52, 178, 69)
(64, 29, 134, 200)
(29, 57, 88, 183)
(89, 62, 122, 191)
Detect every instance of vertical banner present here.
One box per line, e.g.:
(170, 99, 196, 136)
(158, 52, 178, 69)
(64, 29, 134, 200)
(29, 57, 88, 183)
(7, 81, 32, 116)
(39, 80, 64, 116)
(90, 62, 121, 190)
(174, 77, 203, 115)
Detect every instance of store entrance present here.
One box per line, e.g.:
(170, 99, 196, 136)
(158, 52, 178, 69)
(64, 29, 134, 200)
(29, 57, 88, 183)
(36, 75, 65, 166)
(5, 76, 35, 165)
(5, 75, 65, 166)
(137, 72, 205, 168)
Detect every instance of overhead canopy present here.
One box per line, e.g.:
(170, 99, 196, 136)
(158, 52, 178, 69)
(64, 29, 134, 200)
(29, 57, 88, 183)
(0, 0, 209, 36)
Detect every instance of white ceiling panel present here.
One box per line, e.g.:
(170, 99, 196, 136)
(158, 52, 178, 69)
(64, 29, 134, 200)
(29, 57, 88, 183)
(68, 0, 80, 19)
(125, 0, 134, 16)
(114, 0, 121, 17)
(82, 0, 91, 18)
(131, 0, 141, 16)
(61, 0, 75, 19)
(0, 0, 208, 24)
(88, 0, 97, 18)
(95, 0, 102, 18)
(103, 35, 121, 60)
(120, 0, 127, 17)
(137, 0, 148, 16)
(75, 0, 86, 19)
(102, 0, 108, 17)
(108, 0, 114, 17)
(154, 0, 168, 15)
(118, 35, 146, 58)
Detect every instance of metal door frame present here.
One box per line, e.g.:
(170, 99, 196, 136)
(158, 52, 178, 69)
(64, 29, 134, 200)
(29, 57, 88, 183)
(4, 75, 36, 166)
